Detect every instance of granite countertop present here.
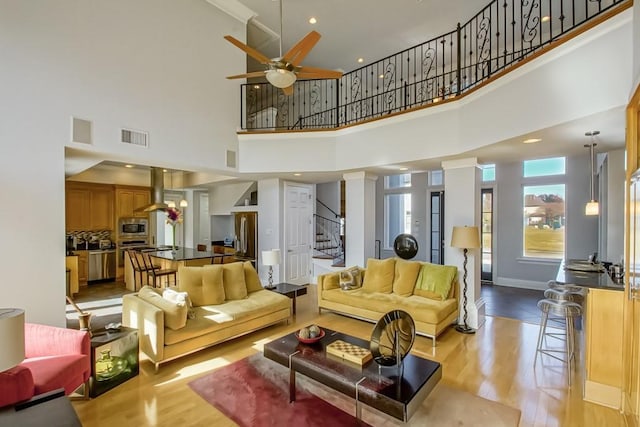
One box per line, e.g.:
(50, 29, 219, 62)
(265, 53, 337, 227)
(147, 247, 226, 261)
(555, 259, 624, 291)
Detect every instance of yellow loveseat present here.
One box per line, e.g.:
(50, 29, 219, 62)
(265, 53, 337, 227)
(122, 262, 291, 370)
(317, 258, 459, 346)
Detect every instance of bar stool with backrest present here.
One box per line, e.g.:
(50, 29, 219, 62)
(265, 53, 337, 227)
(140, 251, 177, 288)
(126, 249, 159, 291)
(534, 298, 583, 386)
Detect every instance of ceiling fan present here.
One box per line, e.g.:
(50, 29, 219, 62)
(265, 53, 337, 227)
(224, 1, 343, 95)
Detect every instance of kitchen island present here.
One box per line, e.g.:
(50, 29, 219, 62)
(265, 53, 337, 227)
(555, 260, 624, 409)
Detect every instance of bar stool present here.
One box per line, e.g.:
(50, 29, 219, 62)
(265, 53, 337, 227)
(535, 298, 583, 386)
(546, 281, 587, 305)
(127, 250, 159, 291)
(140, 251, 177, 288)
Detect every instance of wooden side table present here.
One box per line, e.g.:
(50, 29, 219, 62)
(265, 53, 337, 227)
(89, 327, 139, 398)
(266, 283, 308, 314)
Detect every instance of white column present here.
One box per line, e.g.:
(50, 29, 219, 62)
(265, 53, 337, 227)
(343, 171, 378, 267)
(183, 190, 195, 249)
(442, 158, 484, 330)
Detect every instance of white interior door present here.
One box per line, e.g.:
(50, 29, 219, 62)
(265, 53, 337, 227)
(285, 183, 312, 285)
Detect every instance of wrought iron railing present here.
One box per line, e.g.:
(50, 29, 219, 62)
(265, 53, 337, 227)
(314, 214, 344, 260)
(241, 0, 627, 131)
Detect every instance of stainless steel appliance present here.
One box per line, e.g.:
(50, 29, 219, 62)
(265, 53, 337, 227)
(117, 239, 151, 267)
(118, 218, 149, 238)
(88, 250, 116, 283)
(234, 211, 257, 262)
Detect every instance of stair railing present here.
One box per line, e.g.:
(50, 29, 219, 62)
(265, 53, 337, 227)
(240, 0, 628, 130)
(314, 214, 344, 260)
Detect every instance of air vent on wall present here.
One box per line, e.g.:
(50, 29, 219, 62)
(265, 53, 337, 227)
(121, 128, 148, 147)
(226, 150, 237, 168)
(71, 117, 92, 144)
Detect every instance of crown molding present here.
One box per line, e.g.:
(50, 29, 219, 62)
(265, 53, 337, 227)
(205, 0, 257, 24)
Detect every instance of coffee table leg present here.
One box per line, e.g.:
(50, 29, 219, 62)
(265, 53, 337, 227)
(355, 377, 366, 420)
(288, 351, 300, 403)
(292, 295, 297, 315)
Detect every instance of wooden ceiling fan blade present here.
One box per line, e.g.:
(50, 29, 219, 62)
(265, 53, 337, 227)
(224, 35, 271, 65)
(297, 67, 343, 79)
(282, 85, 294, 96)
(226, 71, 266, 80)
(282, 31, 321, 66)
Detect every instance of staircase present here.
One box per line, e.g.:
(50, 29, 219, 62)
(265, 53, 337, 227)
(314, 214, 344, 267)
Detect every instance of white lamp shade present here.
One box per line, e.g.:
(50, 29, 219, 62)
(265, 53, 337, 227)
(262, 249, 281, 266)
(585, 200, 599, 216)
(0, 308, 25, 372)
(451, 226, 481, 249)
(266, 69, 297, 88)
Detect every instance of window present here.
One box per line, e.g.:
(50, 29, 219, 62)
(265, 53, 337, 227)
(481, 164, 495, 182)
(523, 184, 565, 258)
(428, 170, 443, 187)
(384, 193, 411, 249)
(385, 174, 411, 189)
(524, 157, 565, 177)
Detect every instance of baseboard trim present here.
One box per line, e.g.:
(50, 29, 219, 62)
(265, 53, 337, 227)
(493, 277, 548, 291)
(584, 380, 622, 410)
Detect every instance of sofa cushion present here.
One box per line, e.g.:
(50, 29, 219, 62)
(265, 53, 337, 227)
(414, 263, 457, 300)
(339, 266, 362, 291)
(201, 265, 226, 305)
(178, 266, 206, 306)
(392, 258, 421, 296)
(243, 261, 263, 293)
(0, 365, 34, 407)
(322, 288, 457, 325)
(322, 273, 340, 291)
(138, 286, 188, 330)
(361, 258, 395, 293)
(222, 262, 248, 300)
(22, 354, 89, 395)
(164, 290, 290, 346)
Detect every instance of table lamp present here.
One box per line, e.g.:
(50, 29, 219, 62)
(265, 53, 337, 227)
(0, 308, 25, 372)
(451, 226, 480, 334)
(262, 249, 281, 290)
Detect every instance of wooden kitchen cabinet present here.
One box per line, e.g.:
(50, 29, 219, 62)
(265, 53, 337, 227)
(115, 187, 150, 219)
(65, 182, 114, 231)
(76, 250, 88, 285)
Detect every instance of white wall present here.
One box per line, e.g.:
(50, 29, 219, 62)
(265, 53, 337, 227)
(316, 182, 341, 220)
(208, 182, 256, 215)
(0, 0, 242, 325)
(605, 149, 625, 263)
(238, 11, 632, 174)
(257, 179, 283, 284)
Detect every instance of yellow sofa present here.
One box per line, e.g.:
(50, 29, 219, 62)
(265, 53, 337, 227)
(317, 258, 459, 346)
(122, 262, 291, 370)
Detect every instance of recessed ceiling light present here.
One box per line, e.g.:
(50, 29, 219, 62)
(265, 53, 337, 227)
(163, 169, 168, 173)
(308, 17, 317, 24)
(253, 85, 260, 89)
(294, 173, 302, 176)
(523, 138, 542, 144)
(399, 167, 409, 171)
(541, 15, 550, 22)
(379, 74, 384, 79)
(125, 164, 134, 168)
(357, 58, 364, 63)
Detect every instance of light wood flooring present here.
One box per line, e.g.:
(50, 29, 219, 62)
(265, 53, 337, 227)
(71, 285, 624, 427)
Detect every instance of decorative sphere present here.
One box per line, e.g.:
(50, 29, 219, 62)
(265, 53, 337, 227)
(393, 234, 418, 259)
(309, 325, 320, 338)
(299, 327, 310, 339)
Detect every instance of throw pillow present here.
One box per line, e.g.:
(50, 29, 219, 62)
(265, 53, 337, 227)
(392, 258, 422, 296)
(414, 263, 458, 300)
(222, 262, 248, 300)
(361, 258, 395, 293)
(201, 265, 226, 305)
(178, 266, 205, 306)
(138, 286, 188, 330)
(322, 273, 340, 290)
(339, 266, 362, 291)
(243, 261, 263, 293)
(162, 288, 196, 320)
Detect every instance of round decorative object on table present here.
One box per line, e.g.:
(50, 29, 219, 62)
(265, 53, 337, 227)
(295, 326, 325, 344)
(393, 234, 419, 260)
(370, 310, 416, 366)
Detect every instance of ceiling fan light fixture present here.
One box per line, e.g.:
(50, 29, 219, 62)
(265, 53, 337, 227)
(266, 69, 297, 88)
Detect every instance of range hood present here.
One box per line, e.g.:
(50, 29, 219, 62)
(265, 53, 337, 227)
(134, 167, 170, 212)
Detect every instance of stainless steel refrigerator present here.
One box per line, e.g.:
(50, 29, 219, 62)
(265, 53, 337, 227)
(234, 211, 257, 262)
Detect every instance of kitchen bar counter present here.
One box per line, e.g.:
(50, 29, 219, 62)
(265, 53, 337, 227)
(554, 260, 624, 409)
(147, 247, 225, 262)
(555, 259, 624, 290)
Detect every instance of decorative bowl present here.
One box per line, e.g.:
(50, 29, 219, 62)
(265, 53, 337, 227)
(295, 327, 325, 344)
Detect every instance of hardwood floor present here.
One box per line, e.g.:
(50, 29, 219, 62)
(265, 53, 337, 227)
(71, 286, 624, 427)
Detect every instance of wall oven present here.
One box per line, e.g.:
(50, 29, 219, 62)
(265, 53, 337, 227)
(118, 218, 149, 238)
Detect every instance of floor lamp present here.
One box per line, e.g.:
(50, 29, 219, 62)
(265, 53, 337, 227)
(451, 226, 481, 334)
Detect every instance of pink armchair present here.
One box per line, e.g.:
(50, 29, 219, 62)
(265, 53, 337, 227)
(0, 323, 91, 408)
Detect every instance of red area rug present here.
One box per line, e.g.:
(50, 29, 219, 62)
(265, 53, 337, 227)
(188, 354, 370, 427)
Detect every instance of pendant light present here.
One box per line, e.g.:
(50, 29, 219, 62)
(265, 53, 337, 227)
(584, 131, 599, 216)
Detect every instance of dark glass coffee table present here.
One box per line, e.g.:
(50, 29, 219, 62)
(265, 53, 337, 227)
(263, 327, 441, 422)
